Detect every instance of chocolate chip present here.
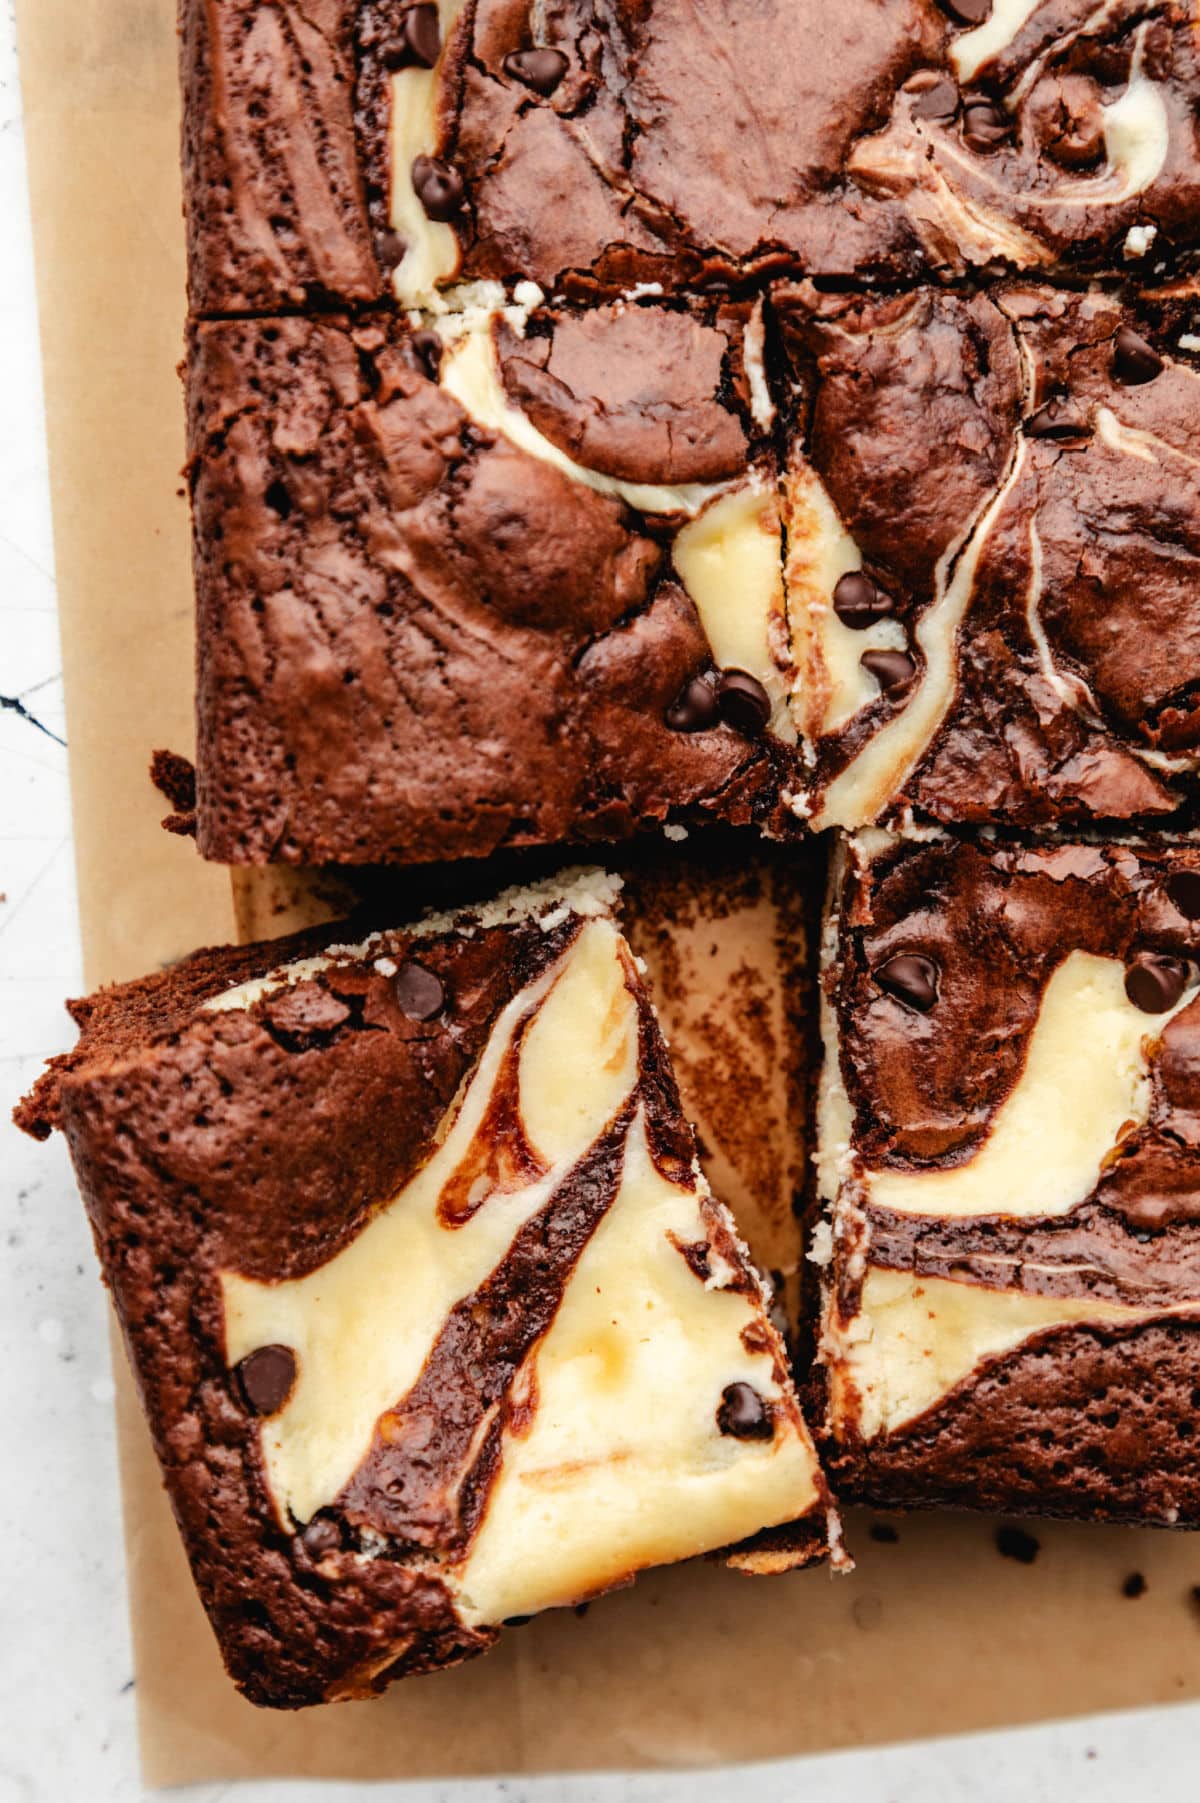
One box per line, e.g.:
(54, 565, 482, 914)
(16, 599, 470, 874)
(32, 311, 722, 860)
(833, 570, 896, 629)
(301, 1513, 342, 1560)
(1125, 951, 1190, 1014)
(1166, 871, 1200, 919)
(377, 229, 406, 271)
(384, 3, 441, 69)
(995, 1524, 1039, 1564)
(394, 960, 446, 1020)
(939, 0, 992, 22)
(411, 155, 464, 221)
(912, 78, 960, 125)
(1113, 325, 1164, 386)
(1037, 75, 1106, 170)
(665, 673, 719, 732)
(861, 649, 917, 698)
(404, 3, 441, 66)
(1025, 396, 1091, 442)
(503, 48, 569, 95)
(1122, 1571, 1147, 1599)
(962, 99, 1011, 154)
(716, 1382, 773, 1440)
(716, 669, 772, 737)
(411, 328, 443, 381)
(237, 1345, 297, 1417)
(869, 1522, 900, 1544)
(873, 952, 939, 1012)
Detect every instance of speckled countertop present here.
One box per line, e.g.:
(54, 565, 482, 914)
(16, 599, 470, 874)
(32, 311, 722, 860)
(1, 2, 1198, 1797)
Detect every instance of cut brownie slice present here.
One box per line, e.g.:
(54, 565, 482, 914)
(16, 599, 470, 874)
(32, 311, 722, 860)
(17, 871, 829, 1709)
(778, 282, 1200, 830)
(182, 0, 1200, 315)
(814, 829, 1200, 1525)
(188, 291, 803, 865)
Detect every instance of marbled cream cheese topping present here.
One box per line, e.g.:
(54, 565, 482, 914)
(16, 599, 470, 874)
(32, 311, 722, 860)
(852, 6, 1184, 274)
(671, 485, 796, 745)
(806, 432, 1030, 832)
(826, 1267, 1200, 1440)
(817, 831, 1200, 1469)
(456, 1112, 814, 1624)
(864, 951, 1197, 1219)
(19, 863, 833, 1708)
(436, 302, 797, 745)
(785, 462, 910, 744)
(779, 282, 1200, 830)
(949, 0, 1043, 84)
(437, 311, 728, 517)
(222, 917, 637, 1526)
(388, 0, 470, 308)
(948, 17, 1171, 211)
(222, 914, 820, 1625)
(360, 0, 1200, 322)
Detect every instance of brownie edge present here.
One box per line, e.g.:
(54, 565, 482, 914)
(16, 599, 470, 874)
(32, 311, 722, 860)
(180, 0, 386, 315)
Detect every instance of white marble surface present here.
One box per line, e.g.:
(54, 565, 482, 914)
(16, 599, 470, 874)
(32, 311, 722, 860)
(1, 2, 1199, 1797)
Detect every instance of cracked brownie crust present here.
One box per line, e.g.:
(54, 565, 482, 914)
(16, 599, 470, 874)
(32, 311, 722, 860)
(779, 283, 1200, 829)
(180, 0, 387, 315)
(18, 876, 828, 1707)
(183, 0, 1200, 315)
(188, 294, 804, 865)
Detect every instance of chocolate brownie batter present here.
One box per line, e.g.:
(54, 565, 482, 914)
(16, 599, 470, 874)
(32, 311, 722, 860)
(184, 1, 1200, 313)
(18, 875, 828, 1707)
(188, 293, 803, 866)
(815, 831, 1200, 1525)
(778, 284, 1200, 830)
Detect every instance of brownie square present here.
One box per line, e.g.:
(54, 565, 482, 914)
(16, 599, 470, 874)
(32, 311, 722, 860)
(17, 872, 829, 1707)
(182, 0, 1200, 315)
(188, 291, 804, 865)
(814, 829, 1200, 1525)
(778, 282, 1200, 830)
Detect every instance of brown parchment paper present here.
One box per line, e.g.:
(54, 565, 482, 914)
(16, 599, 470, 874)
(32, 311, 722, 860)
(16, 0, 1200, 1785)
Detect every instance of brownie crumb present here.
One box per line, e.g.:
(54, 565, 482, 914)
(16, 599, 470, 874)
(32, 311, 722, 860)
(994, 1524, 1040, 1565)
(150, 748, 198, 837)
(868, 1522, 899, 1545)
(1122, 1572, 1147, 1600)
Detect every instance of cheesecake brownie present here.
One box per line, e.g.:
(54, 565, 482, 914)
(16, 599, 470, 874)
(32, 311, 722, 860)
(17, 871, 829, 1708)
(778, 282, 1200, 831)
(182, 0, 1200, 315)
(814, 830, 1200, 1524)
(188, 290, 803, 865)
